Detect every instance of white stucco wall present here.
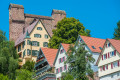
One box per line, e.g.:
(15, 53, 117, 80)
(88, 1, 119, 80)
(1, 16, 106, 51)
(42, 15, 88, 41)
(100, 71, 120, 80)
(54, 45, 69, 80)
(98, 40, 120, 79)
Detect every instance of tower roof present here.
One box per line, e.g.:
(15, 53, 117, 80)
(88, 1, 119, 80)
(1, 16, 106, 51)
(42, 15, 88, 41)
(24, 30, 30, 39)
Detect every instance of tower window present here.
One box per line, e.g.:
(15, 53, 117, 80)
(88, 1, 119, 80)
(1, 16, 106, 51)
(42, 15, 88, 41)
(92, 46, 96, 49)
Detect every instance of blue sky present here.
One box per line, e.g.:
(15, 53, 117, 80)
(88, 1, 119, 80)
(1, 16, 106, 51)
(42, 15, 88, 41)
(0, 0, 120, 40)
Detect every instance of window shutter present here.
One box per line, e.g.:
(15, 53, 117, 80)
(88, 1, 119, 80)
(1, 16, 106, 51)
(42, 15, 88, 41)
(108, 52, 109, 58)
(111, 63, 113, 69)
(59, 58, 60, 64)
(58, 68, 60, 73)
(106, 44, 107, 48)
(64, 57, 66, 61)
(107, 64, 108, 69)
(31, 41, 33, 46)
(100, 67, 102, 71)
(102, 55, 103, 60)
(114, 50, 116, 56)
(118, 60, 119, 67)
(37, 42, 39, 46)
(106, 54, 107, 59)
(61, 58, 63, 62)
(103, 66, 105, 71)
(43, 42, 45, 47)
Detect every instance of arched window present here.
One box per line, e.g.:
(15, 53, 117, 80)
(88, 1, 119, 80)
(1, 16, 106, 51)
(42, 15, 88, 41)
(34, 34, 41, 38)
(37, 27, 42, 30)
(43, 42, 48, 47)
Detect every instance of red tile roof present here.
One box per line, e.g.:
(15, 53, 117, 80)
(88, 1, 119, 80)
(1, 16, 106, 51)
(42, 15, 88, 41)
(80, 35, 105, 53)
(41, 48, 58, 67)
(108, 39, 120, 54)
(61, 43, 70, 52)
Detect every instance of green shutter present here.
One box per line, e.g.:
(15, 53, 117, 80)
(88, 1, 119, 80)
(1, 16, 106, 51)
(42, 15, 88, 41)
(37, 42, 39, 46)
(43, 42, 45, 47)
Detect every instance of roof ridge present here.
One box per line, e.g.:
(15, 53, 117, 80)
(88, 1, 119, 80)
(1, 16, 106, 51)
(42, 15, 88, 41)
(80, 35, 105, 40)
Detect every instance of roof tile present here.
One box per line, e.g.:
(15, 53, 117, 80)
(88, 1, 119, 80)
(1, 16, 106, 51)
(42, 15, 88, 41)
(41, 48, 58, 67)
(80, 35, 105, 53)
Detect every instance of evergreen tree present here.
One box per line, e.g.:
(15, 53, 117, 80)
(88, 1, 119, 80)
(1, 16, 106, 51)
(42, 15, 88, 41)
(48, 17, 91, 48)
(113, 20, 120, 40)
(64, 43, 95, 80)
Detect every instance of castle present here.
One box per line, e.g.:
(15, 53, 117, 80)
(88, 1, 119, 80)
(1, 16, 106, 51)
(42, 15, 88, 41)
(9, 3, 66, 41)
(9, 3, 66, 66)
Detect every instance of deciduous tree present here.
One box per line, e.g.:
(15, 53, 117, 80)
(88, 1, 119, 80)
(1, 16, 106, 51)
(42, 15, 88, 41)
(48, 17, 91, 48)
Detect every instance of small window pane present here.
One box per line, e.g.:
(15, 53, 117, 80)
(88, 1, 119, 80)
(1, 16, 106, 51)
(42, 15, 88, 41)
(37, 27, 42, 30)
(45, 34, 48, 39)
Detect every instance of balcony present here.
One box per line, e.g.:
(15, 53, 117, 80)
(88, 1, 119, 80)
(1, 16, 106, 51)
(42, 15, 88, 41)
(34, 72, 56, 80)
(35, 58, 46, 68)
(36, 65, 51, 76)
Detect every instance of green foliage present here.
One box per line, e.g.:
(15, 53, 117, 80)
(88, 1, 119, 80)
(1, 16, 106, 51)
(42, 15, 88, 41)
(64, 43, 95, 80)
(22, 60, 35, 72)
(16, 69, 34, 80)
(0, 30, 19, 80)
(113, 20, 120, 40)
(0, 74, 10, 80)
(62, 72, 74, 80)
(48, 17, 91, 48)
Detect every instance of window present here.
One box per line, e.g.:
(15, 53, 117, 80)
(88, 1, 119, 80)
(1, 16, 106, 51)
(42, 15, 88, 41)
(60, 49, 64, 54)
(63, 57, 65, 62)
(18, 45, 21, 52)
(32, 50, 38, 56)
(103, 54, 107, 59)
(108, 43, 111, 47)
(111, 75, 114, 78)
(113, 61, 118, 68)
(60, 67, 62, 72)
(117, 73, 119, 76)
(56, 69, 58, 74)
(92, 46, 96, 49)
(43, 42, 48, 47)
(34, 34, 41, 38)
(99, 47, 102, 50)
(27, 40, 31, 45)
(32, 41, 39, 46)
(37, 27, 42, 30)
(59, 58, 61, 63)
(23, 50, 26, 58)
(45, 34, 48, 39)
(64, 65, 66, 70)
(27, 49, 31, 56)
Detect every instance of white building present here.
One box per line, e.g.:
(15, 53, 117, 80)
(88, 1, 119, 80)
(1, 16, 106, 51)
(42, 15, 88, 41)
(97, 39, 120, 80)
(54, 43, 70, 80)
(76, 35, 105, 72)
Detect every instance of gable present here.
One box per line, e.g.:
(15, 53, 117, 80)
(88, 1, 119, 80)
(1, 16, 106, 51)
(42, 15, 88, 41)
(97, 40, 120, 67)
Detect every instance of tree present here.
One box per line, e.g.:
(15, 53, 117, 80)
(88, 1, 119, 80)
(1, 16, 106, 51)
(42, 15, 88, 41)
(48, 17, 91, 48)
(62, 72, 74, 80)
(22, 60, 35, 72)
(0, 30, 19, 80)
(16, 69, 34, 80)
(0, 74, 9, 80)
(113, 20, 120, 40)
(64, 43, 95, 80)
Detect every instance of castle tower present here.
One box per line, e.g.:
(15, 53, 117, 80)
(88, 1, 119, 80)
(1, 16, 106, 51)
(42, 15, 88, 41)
(9, 4, 25, 41)
(51, 9, 66, 27)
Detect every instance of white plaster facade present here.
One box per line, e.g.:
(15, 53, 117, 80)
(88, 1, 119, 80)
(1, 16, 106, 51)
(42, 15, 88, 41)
(98, 40, 120, 80)
(54, 44, 69, 80)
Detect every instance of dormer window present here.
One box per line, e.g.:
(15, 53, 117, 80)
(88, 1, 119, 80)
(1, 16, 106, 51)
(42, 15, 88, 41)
(99, 47, 102, 50)
(92, 46, 96, 49)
